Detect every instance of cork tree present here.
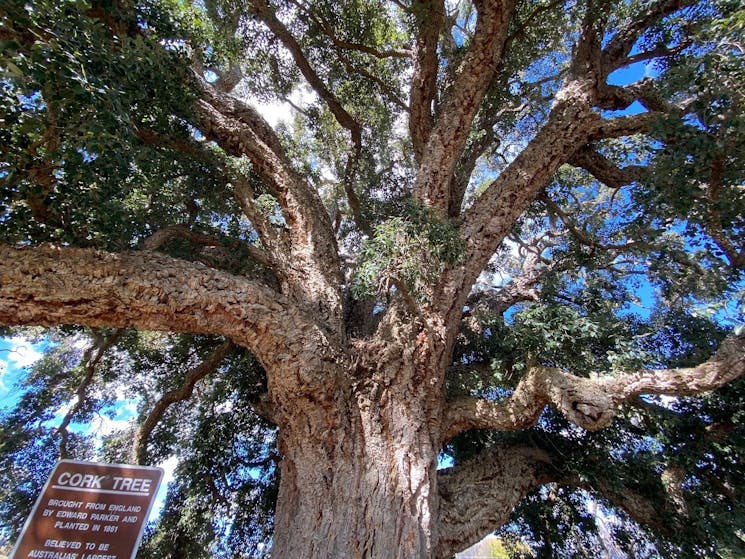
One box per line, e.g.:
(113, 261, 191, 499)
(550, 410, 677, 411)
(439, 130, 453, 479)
(1, 0, 744, 557)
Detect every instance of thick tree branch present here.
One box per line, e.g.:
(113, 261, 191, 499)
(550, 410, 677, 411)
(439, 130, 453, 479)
(0, 244, 339, 379)
(409, 0, 445, 162)
(132, 340, 233, 464)
(446, 0, 615, 292)
(437, 0, 682, 337)
(436, 445, 553, 559)
(448, 102, 528, 217)
(597, 79, 676, 113)
(414, 0, 517, 213)
(588, 111, 659, 139)
(439, 80, 600, 324)
(569, 146, 646, 189)
(443, 335, 745, 439)
(196, 85, 344, 331)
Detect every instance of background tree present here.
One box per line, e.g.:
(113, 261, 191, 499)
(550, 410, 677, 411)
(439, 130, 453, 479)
(0, 0, 744, 557)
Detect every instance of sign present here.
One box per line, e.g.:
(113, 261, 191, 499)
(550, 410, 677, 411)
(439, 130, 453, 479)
(11, 460, 164, 559)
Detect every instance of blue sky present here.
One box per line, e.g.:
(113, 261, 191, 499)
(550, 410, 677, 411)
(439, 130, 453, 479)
(0, 336, 45, 412)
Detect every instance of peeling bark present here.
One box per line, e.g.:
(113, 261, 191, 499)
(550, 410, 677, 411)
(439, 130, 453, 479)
(196, 85, 344, 335)
(437, 78, 600, 334)
(1, 1, 740, 556)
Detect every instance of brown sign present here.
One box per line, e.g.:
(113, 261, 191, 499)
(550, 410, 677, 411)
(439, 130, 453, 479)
(11, 460, 164, 559)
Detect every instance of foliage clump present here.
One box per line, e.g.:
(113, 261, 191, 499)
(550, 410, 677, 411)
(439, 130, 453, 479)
(352, 201, 464, 303)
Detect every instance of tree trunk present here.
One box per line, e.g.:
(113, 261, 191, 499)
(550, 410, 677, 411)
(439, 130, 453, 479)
(270, 338, 444, 558)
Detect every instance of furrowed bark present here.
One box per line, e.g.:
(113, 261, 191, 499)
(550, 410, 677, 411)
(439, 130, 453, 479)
(196, 86, 344, 334)
(438, 81, 658, 327)
(270, 315, 446, 558)
(448, 100, 530, 218)
(409, 0, 445, 162)
(0, 244, 338, 381)
(436, 445, 553, 559)
(437, 0, 685, 317)
(443, 335, 745, 439)
(438, 78, 600, 325)
(413, 0, 516, 213)
(132, 340, 234, 464)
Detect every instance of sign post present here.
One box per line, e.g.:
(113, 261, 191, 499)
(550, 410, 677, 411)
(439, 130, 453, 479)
(10, 460, 164, 559)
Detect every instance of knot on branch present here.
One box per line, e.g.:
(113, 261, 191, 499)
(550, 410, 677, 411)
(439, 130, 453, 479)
(567, 398, 615, 430)
(539, 367, 616, 431)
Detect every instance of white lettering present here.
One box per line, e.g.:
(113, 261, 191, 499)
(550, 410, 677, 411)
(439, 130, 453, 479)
(44, 540, 82, 550)
(55, 511, 88, 520)
(107, 504, 141, 513)
(111, 476, 151, 493)
(56, 472, 107, 489)
(28, 550, 79, 558)
(52, 521, 90, 530)
(89, 513, 119, 522)
(47, 499, 83, 508)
